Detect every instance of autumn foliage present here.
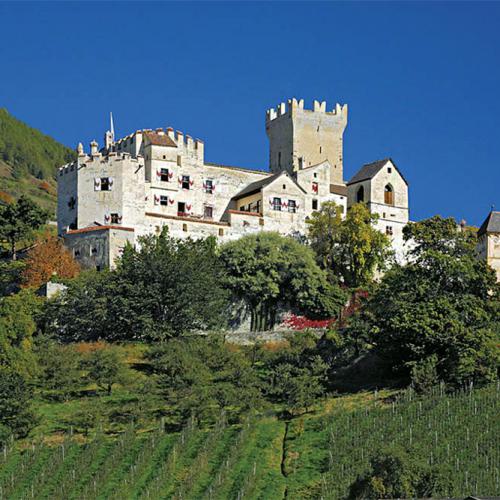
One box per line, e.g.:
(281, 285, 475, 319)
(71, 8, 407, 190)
(22, 233, 80, 288)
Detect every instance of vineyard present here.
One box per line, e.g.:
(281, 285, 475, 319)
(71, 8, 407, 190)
(0, 385, 498, 499)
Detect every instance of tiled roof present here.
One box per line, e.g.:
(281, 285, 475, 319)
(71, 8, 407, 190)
(330, 184, 348, 196)
(478, 211, 500, 236)
(66, 225, 135, 235)
(348, 158, 408, 186)
(144, 132, 177, 147)
(204, 162, 269, 175)
(232, 172, 283, 199)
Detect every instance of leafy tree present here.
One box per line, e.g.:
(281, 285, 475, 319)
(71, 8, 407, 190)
(0, 289, 41, 378)
(21, 232, 80, 288)
(307, 202, 391, 289)
(0, 195, 49, 260)
(34, 339, 82, 401)
(220, 232, 346, 330)
(0, 368, 36, 437)
(0, 260, 25, 296)
(354, 216, 499, 386)
(147, 336, 262, 427)
(84, 348, 128, 395)
(348, 448, 453, 499)
(45, 230, 229, 341)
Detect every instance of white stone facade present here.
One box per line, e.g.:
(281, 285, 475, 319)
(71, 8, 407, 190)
(477, 211, 500, 282)
(57, 99, 410, 269)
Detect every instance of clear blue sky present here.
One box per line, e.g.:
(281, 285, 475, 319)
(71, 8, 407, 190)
(1, 1, 499, 226)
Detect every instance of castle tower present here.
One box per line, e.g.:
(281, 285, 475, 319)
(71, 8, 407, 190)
(265, 98, 348, 184)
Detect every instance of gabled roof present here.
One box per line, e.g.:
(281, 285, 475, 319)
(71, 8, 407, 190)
(348, 158, 409, 186)
(232, 171, 306, 200)
(478, 211, 500, 236)
(143, 132, 177, 147)
(330, 184, 348, 196)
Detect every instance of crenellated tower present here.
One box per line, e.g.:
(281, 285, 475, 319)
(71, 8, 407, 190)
(265, 98, 348, 185)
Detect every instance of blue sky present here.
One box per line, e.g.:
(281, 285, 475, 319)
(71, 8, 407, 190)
(0, 1, 499, 225)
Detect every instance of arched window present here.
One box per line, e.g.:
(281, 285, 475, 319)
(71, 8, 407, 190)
(356, 186, 364, 203)
(384, 184, 394, 205)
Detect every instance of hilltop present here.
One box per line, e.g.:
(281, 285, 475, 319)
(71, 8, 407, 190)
(0, 108, 75, 214)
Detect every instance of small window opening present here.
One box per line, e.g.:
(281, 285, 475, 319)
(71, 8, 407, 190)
(177, 155, 182, 166)
(160, 195, 168, 206)
(100, 177, 110, 191)
(288, 200, 297, 213)
(384, 184, 394, 205)
(386, 226, 393, 236)
(312, 199, 318, 210)
(273, 197, 282, 211)
(319, 146, 322, 154)
(111, 213, 120, 223)
(160, 168, 169, 182)
(205, 179, 213, 194)
(278, 152, 281, 167)
(204, 206, 213, 219)
(388, 167, 392, 173)
(182, 223, 188, 232)
(182, 175, 190, 190)
(314, 172, 317, 178)
(356, 186, 364, 203)
(178, 202, 186, 216)
(218, 228, 224, 236)
(283, 184, 286, 190)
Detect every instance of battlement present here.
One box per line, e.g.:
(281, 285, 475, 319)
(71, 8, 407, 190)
(266, 98, 348, 122)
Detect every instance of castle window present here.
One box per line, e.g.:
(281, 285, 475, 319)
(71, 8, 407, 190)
(387, 167, 392, 173)
(182, 175, 190, 190)
(183, 223, 188, 232)
(288, 200, 297, 213)
(91, 247, 98, 255)
(204, 205, 213, 219)
(319, 146, 322, 154)
(384, 184, 394, 205)
(205, 179, 213, 194)
(299, 157, 304, 169)
(356, 186, 364, 203)
(110, 213, 121, 223)
(160, 168, 169, 182)
(273, 197, 282, 211)
(74, 249, 80, 257)
(219, 228, 224, 236)
(314, 173, 317, 178)
(283, 184, 286, 190)
(177, 155, 182, 166)
(386, 226, 393, 236)
(278, 152, 281, 167)
(312, 199, 318, 210)
(178, 202, 186, 216)
(160, 195, 168, 206)
(162, 155, 166, 160)
(99, 177, 113, 191)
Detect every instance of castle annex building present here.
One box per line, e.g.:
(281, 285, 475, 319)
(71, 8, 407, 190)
(57, 99, 410, 269)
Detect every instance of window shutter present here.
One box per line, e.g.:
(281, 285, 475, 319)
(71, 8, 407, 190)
(108, 177, 114, 191)
(94, 178, 101, 191)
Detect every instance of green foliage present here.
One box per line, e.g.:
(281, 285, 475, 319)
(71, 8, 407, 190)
(83, 348, 129, 395)
(44, 230, 230, 341)
(220, 232, 346, 329)
(0, 289, 41, 379)
(0, 108, 75, 210)
(350, 215, 499, 387)
(0, 368, 36, 437)
(147, 336, 263, 427)
(307, 201, 392, 288)
(348, 447, 453, 499)
(0, 195, 50, 259)
(0, 260, 25, 296)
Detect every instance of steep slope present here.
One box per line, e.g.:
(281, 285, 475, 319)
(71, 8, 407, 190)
(0, 108, 75, 214)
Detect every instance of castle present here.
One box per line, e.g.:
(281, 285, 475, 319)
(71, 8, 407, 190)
(57, 99, 410, 269)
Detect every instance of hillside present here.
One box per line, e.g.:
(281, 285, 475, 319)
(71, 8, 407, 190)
(1, 385, 498, 499)
(0, 108, 75, 214)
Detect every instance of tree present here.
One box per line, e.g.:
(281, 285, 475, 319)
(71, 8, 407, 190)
(220, 232, 346, 330)
(355, 216, 499, 386)
(84, 348, 128, 395)
(0, 368, 36, 437)
(307, 202, 391, 289)
(45, 230, 230, 342)
(34, 339, 82, 401)
(21, 232, 80, 288)
(0, 195, 49, 260)
(348, 448, 453, 499)
(0, 289, 41, 379)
